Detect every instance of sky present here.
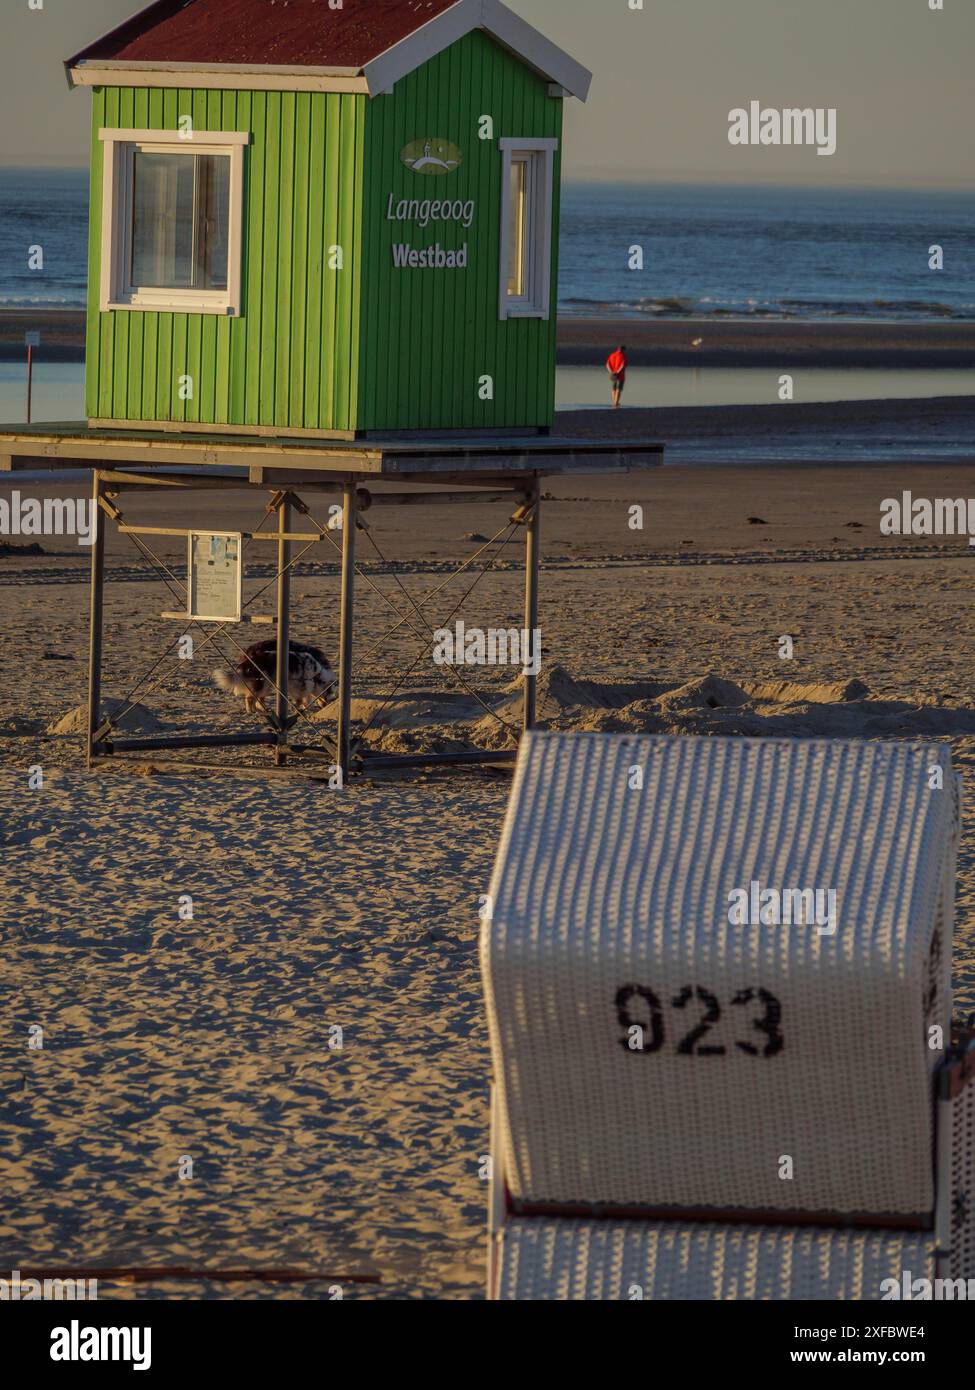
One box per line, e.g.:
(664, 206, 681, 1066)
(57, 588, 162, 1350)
(0, 0, 972, 187)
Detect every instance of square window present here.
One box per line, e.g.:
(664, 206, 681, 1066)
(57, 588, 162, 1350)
(99, 129, 248, 315)
(130, 151, 230, 292)
(499, 139, 557, 321)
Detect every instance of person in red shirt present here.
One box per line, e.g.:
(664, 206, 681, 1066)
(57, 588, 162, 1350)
(606, 345, 628, 409)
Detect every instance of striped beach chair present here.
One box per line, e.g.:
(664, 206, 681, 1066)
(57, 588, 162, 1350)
(482, 732, 975, 1300)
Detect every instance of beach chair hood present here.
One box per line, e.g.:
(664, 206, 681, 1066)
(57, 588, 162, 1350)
(482, 732, 959, 1221)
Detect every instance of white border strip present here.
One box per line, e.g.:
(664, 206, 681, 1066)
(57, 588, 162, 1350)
(482, 0, 592, 101)
(74, 66, 369, 94)
(85, 60, 362, 77)
(98, 128, 251, 145)
(362, 0, 592, 100)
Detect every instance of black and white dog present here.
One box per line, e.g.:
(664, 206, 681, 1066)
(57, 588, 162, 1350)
(213, 640, 335, 714)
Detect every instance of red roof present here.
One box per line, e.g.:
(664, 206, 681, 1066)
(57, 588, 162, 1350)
(72, 0, 461, 69)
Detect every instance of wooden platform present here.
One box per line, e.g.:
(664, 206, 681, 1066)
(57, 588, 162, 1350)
(1, 421, 663, 785)
(0, 421, 664, 487)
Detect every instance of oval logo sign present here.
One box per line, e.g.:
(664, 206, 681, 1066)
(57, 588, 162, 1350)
(401, 138, 463, 177)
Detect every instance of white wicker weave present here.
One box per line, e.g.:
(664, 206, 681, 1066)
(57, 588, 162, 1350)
(482, 734, 958, 1219)
(949, 1053, 975, 1280)
(496, 1218, 935, 1301)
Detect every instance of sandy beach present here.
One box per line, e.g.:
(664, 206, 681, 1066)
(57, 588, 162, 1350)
(3, 447, 975, 1298)
(2, 0, 973, 1327)
(4, 309, 975, 367)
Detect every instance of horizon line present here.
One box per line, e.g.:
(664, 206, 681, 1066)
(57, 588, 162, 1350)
(0, 160, 972, 196)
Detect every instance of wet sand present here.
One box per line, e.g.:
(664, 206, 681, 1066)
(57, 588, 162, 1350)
(557, 316, 975, 368)
(560, 397, 975, 464)
(4, 308, 975, 366)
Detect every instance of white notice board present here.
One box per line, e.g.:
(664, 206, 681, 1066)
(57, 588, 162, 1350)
(188, 531, 242, 622)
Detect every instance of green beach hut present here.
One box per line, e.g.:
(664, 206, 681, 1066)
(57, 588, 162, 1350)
(66, 0, 592, 439)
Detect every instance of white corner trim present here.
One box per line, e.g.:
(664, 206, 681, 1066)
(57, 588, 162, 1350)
(362, 0, 592, 100)
(482, 0, 592, 101)
(499, 137, 559, 152)
(98, 130, 248, 317)
(85, 60, 362, 77)
(99, 128, 251, 146)
(99, 135, 117, 316)
(72, 66, 369, 94)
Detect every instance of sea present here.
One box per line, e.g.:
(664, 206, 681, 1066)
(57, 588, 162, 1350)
(1, 169, 973, 320)
(559, 182, 975, 321)
(1, 171, 973, 456)
(0, 169, 90, 310)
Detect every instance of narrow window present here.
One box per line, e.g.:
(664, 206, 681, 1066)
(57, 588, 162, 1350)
(506, 156, 530, 299)
(499, 138, 558, 320)
(99, 130, 248, 315)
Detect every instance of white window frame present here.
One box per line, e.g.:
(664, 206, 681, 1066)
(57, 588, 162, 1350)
(98, 128, 249, 316)
(498, 137, 558, 321)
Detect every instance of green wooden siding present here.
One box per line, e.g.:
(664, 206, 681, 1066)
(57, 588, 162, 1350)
(84, 31, 563, 435)
(85, 87, 365, 432)
(357, 31, 563, 432)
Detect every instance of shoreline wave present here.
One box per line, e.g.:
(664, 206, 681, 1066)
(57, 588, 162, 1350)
(560, 295, 973, 321)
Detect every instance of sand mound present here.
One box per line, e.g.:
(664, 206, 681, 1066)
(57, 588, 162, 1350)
(311, 691, 483, 730)
(305, 667, 975, 751)
(744, 677, 870, 705)
(502, 664, 606, 710)
(48, 699, 165, 736)
(501, 664, 671, 713)
(509, 670, 975, 741)
(657, 674, 751, 712)
(363, 726, 480, 756)
(572, 690, 975, 741)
